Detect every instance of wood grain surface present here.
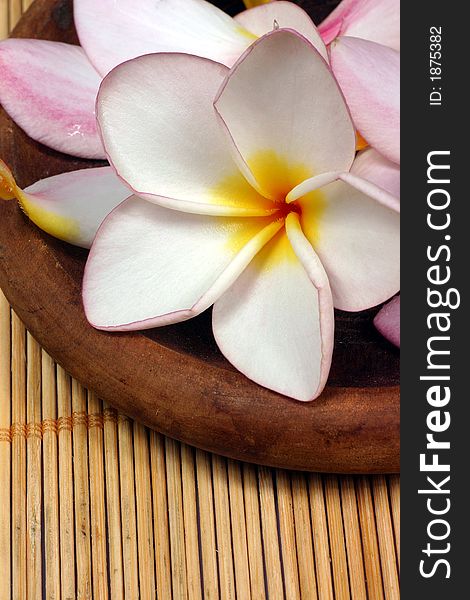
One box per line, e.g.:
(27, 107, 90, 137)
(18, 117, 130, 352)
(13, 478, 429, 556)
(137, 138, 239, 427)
(0, 0, 399, 473)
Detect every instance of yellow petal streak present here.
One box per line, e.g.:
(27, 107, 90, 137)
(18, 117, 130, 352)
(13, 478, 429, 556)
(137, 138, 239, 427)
(253, 229, 299, 271)
(209, 169, 276, 214)
(356, 131, 369, 151)
(242, 0, 272, 9)
(223, 216, 277, 254)
(300, 193, 327, 249)
(213, 151, 326, 270)
(247, 150, 314, 201)
(0, 159, 80, 243)
(235, 25, 258, 41)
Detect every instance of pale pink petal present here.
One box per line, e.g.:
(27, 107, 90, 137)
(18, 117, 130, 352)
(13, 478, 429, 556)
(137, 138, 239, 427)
(214, 30, 355, 199)
(213, 225, 334, 402)
(319, 0, 400, 51)
(74, 0, 257, 76)
(329, 36, 399, 164)
(299, 177, 399, 311)
(0, 160, 130, 248)
(97, 53, 275, 216)
(235, 1, 328, 61)
(0, 38, 104, 159)
(351, 148, 400, 197)
(286, 151, 400, 210)
(23, 167, 131, 248)
(374, 296, 400, 347)
(83, 196, 282, 330)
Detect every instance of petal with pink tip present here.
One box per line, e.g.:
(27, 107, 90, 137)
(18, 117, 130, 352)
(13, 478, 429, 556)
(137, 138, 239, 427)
(97, 53, 275, 216)
(235, 1, 328, 61)
(74, 0, 257, 76)
(374, 296, 400, 347)
(299, 177, 400, 312)
(0, 161, 131, 248)
(329, 36, 400, 164)
(319, 0, 400, 51)
(214, 30, 355, 199)
(83, 196, 282, 330)
(351, 148, 400, 197)
(213, 224, 334, 402)
(0, 39, 104, 159)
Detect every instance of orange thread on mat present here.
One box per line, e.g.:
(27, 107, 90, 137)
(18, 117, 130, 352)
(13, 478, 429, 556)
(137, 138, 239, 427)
(0, 409, 128, 442)
(0, 429, 12, 443)
(88, 413, 104, 429)
(42, 419, 58, 434)
(57, 416, 73, 433)
(25, 423, 43, 440)
(72, 411, 88, 427)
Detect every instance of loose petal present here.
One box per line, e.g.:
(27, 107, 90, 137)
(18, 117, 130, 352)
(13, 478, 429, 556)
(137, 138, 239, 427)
(83, 196, 282, 330)
(319, 0, 400, 51)
(0, 161, 131, 248)
(235, 1, 328, 61)
(0, 39, 104, 159)
(300, 178, 400, 311)
(351, 148, 400, 197)
(374, 295, 400, 347)
(329, 36, 400, 164)
(214, 30, 355, 199)
(213, 227, 334, 401)
(97, 53, 275, 216)
(75, 0, 257, 76)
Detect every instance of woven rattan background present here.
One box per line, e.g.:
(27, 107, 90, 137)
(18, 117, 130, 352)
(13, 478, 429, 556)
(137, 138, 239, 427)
(0, 2, 400, 598)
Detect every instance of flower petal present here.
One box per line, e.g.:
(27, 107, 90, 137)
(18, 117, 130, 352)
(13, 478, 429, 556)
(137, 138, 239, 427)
(74, 0, 257, 76)
(0, 39, 104, 159)
(213, 224, 334, 402)
(0, 161, 131, 248)
(374, 295, 400, 347)
(319, 0, 400, 51)
(351, 148, 400, 197)
(235, 1, 328, 61)
(214, 30, 355, 199)
(97, 53, 275, 216)
(299, 178, 400, 311)
(83, 196, 282, 330)
(329, 36, 400, 164)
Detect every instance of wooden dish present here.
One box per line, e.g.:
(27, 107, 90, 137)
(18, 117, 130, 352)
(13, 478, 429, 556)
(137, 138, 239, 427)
(0, 0, 399, 472)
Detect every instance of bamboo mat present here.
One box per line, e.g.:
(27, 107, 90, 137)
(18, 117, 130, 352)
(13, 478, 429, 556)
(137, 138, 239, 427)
(0, 3, 400, 598)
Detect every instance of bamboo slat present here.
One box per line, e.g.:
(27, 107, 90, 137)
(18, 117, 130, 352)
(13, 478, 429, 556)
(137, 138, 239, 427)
(0, 291, 11, 600)
(0, 3, 400, 597)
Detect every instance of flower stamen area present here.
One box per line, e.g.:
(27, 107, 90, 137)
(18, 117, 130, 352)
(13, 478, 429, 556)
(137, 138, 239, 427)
(275, 200, 301, 220)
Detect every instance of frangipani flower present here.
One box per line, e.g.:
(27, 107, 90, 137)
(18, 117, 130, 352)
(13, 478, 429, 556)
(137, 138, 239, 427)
(82, 30, 399, 401)
(318, 0, 400, 164)
(0, 0, 325, 158)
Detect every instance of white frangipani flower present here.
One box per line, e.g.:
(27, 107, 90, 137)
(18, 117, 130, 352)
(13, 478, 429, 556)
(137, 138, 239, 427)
(80, 30, 399, 401)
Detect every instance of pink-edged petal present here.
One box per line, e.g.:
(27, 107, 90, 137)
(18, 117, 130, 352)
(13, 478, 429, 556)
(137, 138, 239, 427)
(351, 148, 400, 197)
(287, 153, 399, 210)
(83, 196, 282, 330)
(235, 1, 328, 61)
(97, 53, 275, 217)
(74, 0, 257, 76)
(330, 36, 400, 164)
(0, 39, 104, 159)
(213, 224, 334, 402)
(0, 161, 131, 248)
(214, 30, 355, 200)
(299, 177, 400, 312)
(374, 295, 400, 347)
(319, 0, 400, 51)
